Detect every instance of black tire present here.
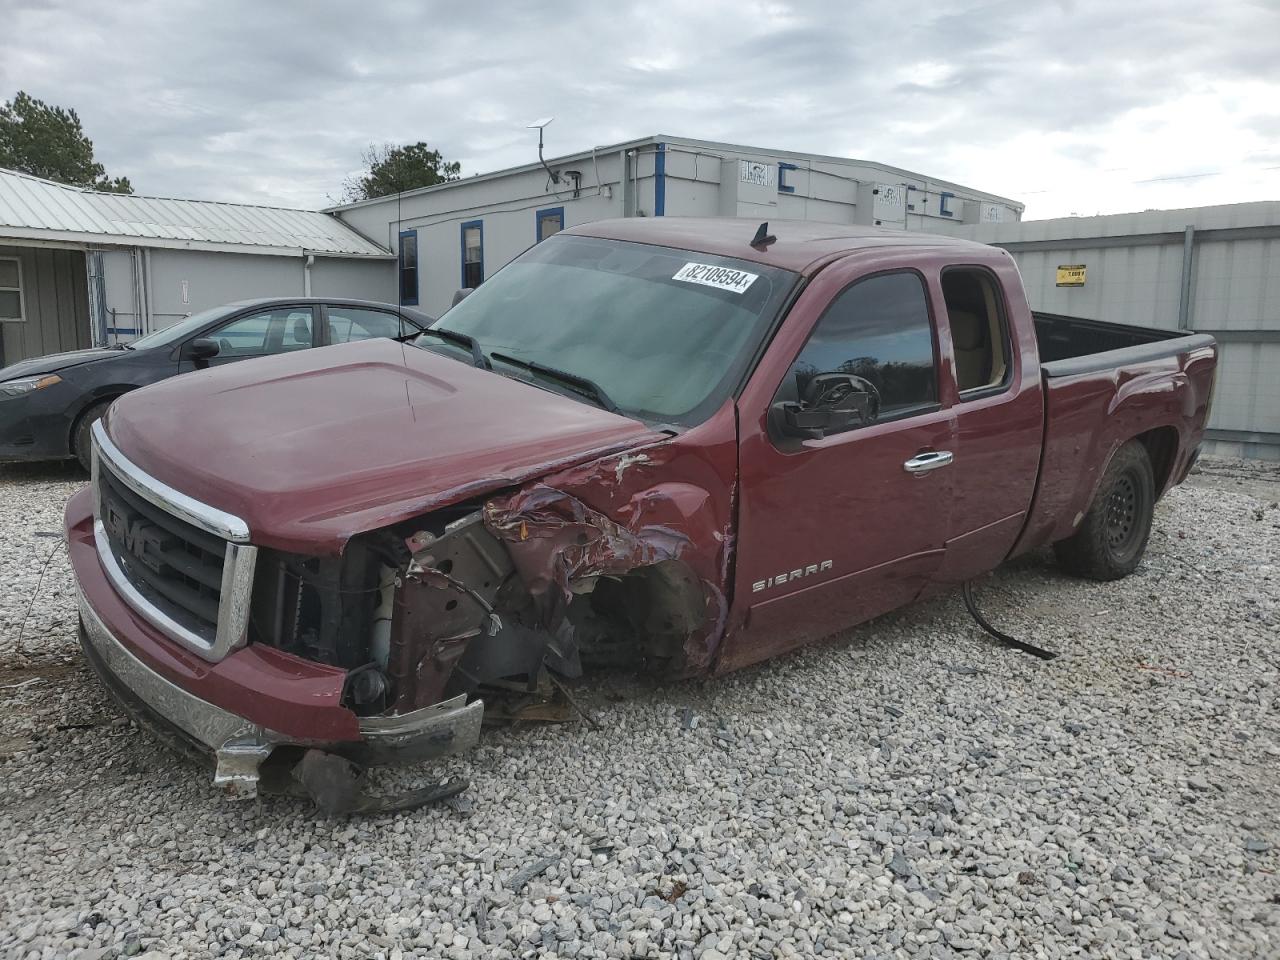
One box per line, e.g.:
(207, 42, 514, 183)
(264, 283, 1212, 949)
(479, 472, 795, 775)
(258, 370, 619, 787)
(1053, 440, 1155, 581)
(72, 399, 114, 472)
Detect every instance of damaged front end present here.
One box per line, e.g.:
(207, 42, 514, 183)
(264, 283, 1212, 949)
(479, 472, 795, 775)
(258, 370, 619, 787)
(72, 423, 735, 814)
(253, 472, 719, 718)
(245, 443, 731, 809)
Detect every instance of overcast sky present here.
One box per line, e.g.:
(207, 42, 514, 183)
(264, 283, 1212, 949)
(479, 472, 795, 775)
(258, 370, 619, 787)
(6, 0, 1279, 220)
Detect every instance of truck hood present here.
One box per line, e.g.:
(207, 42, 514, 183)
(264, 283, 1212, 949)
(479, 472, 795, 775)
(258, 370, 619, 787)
(105, 339, 663, 553)
(0, 346, 129, 382)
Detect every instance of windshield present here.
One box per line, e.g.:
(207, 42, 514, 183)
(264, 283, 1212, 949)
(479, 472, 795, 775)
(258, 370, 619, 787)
(128, 304, 235, 349)
(423, 235, 797, 424)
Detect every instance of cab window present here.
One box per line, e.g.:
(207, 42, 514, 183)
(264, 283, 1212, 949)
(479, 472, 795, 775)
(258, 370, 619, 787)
(775, 271, 938, 435)
(941, 268, 1011, 395)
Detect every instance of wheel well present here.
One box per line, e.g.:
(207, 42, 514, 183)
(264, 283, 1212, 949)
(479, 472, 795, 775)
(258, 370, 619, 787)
(68, 393, 124, 453)
(1134, 426, 1179, 496)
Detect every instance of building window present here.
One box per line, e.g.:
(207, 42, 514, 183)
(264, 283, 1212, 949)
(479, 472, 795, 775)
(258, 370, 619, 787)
(461, 220, 484, 288)
(536, 207, 564, 242)
(399, 230, 419, 306)
(0, 257, 24, 322)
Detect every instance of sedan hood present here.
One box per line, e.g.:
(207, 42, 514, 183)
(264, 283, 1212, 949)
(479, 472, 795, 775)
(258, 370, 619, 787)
(0, 346, 128, 382)
(105, 340, 662, 553)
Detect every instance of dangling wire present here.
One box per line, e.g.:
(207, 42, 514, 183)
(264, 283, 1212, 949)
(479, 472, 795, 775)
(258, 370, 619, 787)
(962, 580, 1057, 661)
(17, 535, 66, 656)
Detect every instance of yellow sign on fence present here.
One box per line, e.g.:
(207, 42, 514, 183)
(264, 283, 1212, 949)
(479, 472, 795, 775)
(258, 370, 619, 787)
(1056, 264, 1087, 287)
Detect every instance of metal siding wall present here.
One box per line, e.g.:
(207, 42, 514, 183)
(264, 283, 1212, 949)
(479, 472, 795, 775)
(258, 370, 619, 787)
(1209, 342, 1279, 436)
(1015, 244, 1178, 329)
(1189, 235, 1279, 448)
(145, 249, 306, 331)
(992, 225, 1280, 456)
(1193, 236, 1280, 332)
(308, 258, 397, 303)
(0, 246, 90, 365)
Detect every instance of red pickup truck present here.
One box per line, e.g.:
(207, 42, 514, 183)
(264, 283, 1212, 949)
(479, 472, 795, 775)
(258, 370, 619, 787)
(64, 218, 1217, 810)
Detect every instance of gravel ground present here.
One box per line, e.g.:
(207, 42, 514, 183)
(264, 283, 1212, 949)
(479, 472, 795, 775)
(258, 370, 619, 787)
(1, 458, 1277, 960)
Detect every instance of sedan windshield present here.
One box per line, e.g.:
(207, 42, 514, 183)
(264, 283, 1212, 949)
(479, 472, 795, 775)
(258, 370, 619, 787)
(424, 235, 798, 424)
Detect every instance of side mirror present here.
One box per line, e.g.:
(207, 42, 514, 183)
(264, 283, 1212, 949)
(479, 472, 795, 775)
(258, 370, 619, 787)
(451, 288, 474, 307)
(182, 338, 220, 361)
(771, 373, 881, 440)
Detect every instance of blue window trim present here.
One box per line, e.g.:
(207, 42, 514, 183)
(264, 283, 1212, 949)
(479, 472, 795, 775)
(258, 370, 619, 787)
(939, 192, 956, 218)
(536, 206, 565, 242)
(778, 161, 799, 194)
(460, 219, 484, 287)
(653, 142, 666, 216)
(398, 228, 419, 306)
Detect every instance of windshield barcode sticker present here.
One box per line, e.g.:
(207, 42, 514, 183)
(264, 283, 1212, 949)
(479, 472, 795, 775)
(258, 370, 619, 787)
(672, 262, 758, 294)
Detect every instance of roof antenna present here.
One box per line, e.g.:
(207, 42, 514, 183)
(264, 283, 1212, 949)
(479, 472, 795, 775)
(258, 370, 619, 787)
(750, 221, 776, 249)
(528, 117, 560, 184)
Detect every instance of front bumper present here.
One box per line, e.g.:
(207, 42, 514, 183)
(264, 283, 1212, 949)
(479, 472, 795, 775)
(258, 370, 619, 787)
(68, 486, 483, 800)
(0, 389, 76, 462)
(0, 411, 71, 461)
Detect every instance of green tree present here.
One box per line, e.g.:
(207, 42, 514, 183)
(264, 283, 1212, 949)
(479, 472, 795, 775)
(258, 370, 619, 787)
(0, 91, 132, 193)
(343, 141, 460, 201)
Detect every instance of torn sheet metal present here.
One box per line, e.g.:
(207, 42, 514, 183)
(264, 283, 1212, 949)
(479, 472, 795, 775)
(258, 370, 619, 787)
(484, 482, 690, 625)
(482, 437, 736, 672)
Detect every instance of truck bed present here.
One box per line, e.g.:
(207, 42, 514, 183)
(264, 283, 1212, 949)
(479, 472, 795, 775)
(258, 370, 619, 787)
(1010, 313, 1218, 558)
(1033, 311, 1216, 376)
(1034, 313, 1213, 378)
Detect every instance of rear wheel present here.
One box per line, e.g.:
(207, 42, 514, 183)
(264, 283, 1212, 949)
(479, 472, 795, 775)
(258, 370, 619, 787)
(1053, 440, 1155, 581)
(72, 399, 115, 472)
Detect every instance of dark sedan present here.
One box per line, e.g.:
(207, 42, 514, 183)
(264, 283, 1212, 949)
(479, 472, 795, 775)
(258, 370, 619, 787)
(0, 297, 433, 469)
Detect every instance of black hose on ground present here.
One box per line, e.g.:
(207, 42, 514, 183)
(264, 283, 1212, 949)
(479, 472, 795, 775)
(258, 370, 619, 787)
(961, 580, 1058, 661)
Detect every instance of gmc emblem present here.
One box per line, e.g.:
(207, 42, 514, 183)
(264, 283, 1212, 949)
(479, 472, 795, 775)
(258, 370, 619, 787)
(104, 503, 170, 575)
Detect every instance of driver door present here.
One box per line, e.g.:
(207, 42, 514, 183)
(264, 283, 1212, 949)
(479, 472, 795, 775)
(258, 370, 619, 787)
(178, 306, 316, 372)
(719, 267, 955, 672)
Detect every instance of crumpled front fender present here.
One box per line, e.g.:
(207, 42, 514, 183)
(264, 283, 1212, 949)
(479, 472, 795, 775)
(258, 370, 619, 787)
(481, 406, 739, 673)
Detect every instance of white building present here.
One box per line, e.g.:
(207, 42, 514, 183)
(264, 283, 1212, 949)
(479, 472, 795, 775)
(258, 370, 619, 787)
(328, 134, 1024, 317)
(0, 168, 395, 366)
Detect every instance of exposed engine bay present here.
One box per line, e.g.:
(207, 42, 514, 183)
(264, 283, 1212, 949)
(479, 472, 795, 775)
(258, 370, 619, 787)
(247, 478, 717, 741)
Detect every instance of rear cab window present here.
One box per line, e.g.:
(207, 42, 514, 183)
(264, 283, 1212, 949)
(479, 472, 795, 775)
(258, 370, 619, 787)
(940, 267, 1012, 396)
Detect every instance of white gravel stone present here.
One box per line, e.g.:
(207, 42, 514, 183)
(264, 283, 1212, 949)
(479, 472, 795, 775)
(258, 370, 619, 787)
(0, 457, 1277, 959)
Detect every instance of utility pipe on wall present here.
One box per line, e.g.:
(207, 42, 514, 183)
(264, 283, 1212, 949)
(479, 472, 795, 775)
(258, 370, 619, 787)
(1177, 225, 1195, 330)
(142, 248, 154, 335)
(304, 253, 315, 296)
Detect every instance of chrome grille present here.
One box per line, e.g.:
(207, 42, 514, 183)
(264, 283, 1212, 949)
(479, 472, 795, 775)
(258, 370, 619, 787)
(91, 421, 257, 662)
(98, 465, 225, 631)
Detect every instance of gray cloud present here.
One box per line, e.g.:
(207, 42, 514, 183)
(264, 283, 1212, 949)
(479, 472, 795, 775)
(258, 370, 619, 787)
(5, 0, 1278, 216)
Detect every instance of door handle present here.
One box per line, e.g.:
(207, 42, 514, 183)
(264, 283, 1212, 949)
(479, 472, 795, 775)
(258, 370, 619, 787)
(903, 450, 954, 474)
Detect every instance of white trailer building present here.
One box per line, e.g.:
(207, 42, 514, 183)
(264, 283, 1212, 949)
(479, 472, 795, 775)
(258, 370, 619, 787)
(328, 135, 1024, 317)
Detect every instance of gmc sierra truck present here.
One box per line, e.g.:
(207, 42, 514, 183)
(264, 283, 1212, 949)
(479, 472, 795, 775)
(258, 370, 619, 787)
(64, 218, 1218, 811)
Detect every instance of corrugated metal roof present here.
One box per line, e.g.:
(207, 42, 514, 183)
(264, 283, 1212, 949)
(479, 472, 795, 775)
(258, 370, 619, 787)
(0, 168, 390, 257)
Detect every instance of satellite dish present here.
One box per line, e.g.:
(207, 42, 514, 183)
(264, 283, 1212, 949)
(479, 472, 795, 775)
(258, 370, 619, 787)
(527, 116, 554, 129)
